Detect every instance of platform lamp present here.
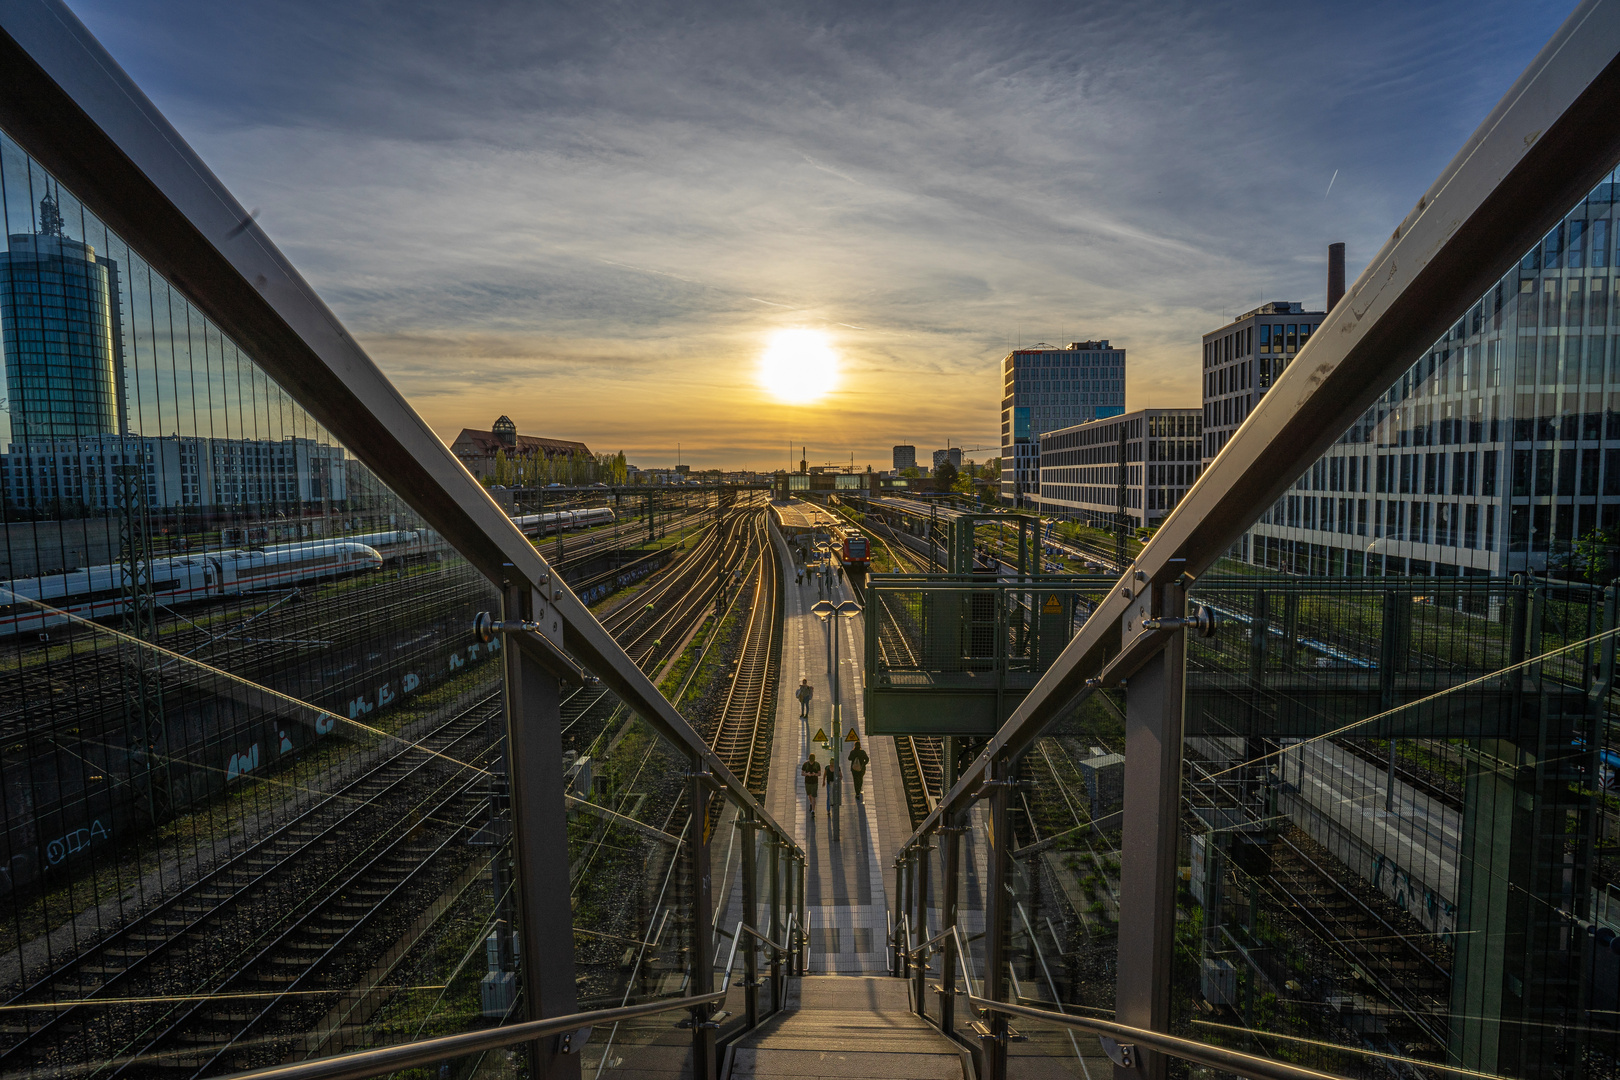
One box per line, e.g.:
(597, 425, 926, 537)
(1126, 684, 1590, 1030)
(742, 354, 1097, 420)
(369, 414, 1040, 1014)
(810, 598, 862, 842)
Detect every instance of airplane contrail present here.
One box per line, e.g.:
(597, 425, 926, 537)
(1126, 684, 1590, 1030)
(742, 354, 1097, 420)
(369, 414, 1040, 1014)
(1325, 169, 1339, 198)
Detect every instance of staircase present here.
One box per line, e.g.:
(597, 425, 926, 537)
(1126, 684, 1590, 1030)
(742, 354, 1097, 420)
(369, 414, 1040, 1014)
(725, 976, 967, 1080)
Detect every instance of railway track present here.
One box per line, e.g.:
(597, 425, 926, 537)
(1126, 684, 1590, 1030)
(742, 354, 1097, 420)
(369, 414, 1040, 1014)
(708, 516, 781, 797)
(1257, 828, 1452, 1050)
(0, 694, 504, 1079)
(3, 499, 769, 1078)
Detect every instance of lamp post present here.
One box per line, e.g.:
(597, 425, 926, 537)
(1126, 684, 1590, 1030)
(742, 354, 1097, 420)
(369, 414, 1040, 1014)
(811, 598, 861, 842)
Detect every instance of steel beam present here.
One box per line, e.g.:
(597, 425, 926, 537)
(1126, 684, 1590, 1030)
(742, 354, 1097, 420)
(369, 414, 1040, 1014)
(1113, 585, 1187, 1080)
(939, 820, 961, 1038)
(980, 758, 1011, 1080)
(898, 0, 1620, 843)
(688, 761, 718, 1080)
(741, 811, 759, 1029)
(503, 585, 582, 1080)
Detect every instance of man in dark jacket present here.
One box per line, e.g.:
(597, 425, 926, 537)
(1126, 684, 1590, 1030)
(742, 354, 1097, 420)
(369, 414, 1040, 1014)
(848, 740, 870, 800)
(801, 753, 822, 817)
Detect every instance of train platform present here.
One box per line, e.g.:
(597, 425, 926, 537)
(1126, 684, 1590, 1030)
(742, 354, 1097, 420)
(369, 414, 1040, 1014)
(770, 498, 839, 538)
(765, 525, 909, 975)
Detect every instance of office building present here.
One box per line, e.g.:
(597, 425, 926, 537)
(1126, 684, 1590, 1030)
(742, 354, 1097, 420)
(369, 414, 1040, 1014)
(1037, 408, 1203, 529)
(1201, 302, 1326, 463)
(892, 445, 916, 472)
(1, 434, 349, 512)
(1244, 183, 1620, 577)
(1000, 340, 1127, 506)
(0, 193, 126, 443)
(931, 447, 962, 472)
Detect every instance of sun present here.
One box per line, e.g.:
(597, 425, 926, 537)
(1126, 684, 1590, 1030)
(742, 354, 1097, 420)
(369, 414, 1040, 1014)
(758, 329, 839, 405)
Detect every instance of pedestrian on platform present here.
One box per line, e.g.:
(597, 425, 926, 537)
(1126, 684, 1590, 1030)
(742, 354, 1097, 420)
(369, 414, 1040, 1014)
(801, 753, 822, 816)
(848, 740, 869, 800)
(796, 678, 814, 717)
(796, 568, 804, 586)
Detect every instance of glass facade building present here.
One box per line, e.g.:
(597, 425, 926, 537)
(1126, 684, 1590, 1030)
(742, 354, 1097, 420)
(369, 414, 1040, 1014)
(1244, 171, 1620, 578)
(999, 340, 1126, 507)
(0, 194, 125, 443)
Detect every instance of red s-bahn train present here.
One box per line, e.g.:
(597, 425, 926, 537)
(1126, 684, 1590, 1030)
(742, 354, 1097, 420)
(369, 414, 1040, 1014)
(839, 528, 870, 568)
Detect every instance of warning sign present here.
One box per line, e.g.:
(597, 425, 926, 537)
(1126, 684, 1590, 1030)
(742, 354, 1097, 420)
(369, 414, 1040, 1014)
(813, 728, 828, 744)
(1043, 594, 1062, 614)
(845, 728, 858, 742)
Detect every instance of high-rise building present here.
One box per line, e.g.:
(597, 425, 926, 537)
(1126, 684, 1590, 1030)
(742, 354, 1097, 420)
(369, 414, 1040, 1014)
(1200, 302, 1325, 464)
(893, 445, 916, 472)
(1241, 177, 1620, 578)
(932, 447, 962, 472)
(0, 193, 125, 443)
(1037, 408, 1203, 530)
(1000, 340, 1127, 506)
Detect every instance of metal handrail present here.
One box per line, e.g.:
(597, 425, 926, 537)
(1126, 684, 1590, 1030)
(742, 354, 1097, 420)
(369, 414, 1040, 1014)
(739, 922, 794, 956)
(211, 992, 726, 1080)
(965, 993, 1356, 1080)
(905, 926, 953, 961)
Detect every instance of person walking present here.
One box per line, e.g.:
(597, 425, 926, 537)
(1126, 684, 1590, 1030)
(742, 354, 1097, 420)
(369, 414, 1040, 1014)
(801, 753, 822, 817)
(848, 740, 870, 801)
(796, 567, 803, 586)
(795, 678, 814, 718)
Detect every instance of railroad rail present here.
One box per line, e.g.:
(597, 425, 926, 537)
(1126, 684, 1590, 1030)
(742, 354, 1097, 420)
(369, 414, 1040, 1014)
(1, 501, 772, 1078)
(708, 515, 781, 797)
(0, 694, 504, 1078)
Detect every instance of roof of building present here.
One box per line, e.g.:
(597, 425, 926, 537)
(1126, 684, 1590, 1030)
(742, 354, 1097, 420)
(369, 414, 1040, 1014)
(451, 426, 591, 459)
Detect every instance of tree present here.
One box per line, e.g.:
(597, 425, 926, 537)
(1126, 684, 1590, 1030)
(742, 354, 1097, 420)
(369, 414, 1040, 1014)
(1574, 526, 1617, 582)
(900, 466, 921, 480)
(934, 461, 960, 492)
(982, 458, 1001, 482)
(491, 448, 513, 487)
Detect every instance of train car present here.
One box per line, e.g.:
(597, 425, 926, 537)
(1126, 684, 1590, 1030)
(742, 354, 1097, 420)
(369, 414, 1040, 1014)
(0, 541, 383, 638)
(511, 506, 617, 536)
(571, 506, 616, 529)
(336, 529, 443, 563)
(839, 527, 870, 568)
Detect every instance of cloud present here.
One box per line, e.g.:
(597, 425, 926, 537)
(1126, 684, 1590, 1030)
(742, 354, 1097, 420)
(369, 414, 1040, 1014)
(66, 0, 1572, 467)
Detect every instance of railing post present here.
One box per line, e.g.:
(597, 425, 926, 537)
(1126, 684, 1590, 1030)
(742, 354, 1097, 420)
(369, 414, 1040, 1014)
(1114, 582, 1187, 1080)
(982, 754, 1012, 1080)
(741, 811, 759, 1030)
(939, 819, 962, 1038)
(769, 837, 783, 1006)
(914, 839, 930, 1018)
(502, 585, 582, 1080)
(899, 851, 913, 978)
(688, 755, 718, 1080)
(797, 855, 808, 976)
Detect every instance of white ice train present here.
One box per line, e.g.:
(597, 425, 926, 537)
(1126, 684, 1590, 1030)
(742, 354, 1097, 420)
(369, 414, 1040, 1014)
(304, 530, 442, 564)
(0, 541, 383, 638)
(511, 506, 616, 536)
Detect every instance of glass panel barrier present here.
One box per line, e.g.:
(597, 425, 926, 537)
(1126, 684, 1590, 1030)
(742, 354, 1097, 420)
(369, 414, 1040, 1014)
(565, 697, 694, 1016)
(1008, 695, 1124, 1023)
(0, 125, 515, 1080)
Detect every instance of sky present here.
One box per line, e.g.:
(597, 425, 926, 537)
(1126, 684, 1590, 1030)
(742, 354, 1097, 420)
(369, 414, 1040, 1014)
(68, 0, 1573, 471)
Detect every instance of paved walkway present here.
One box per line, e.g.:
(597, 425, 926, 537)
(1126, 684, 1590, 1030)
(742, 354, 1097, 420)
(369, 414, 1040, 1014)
(727, 977, 965, 1080)
(764, 524, 910, 975)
